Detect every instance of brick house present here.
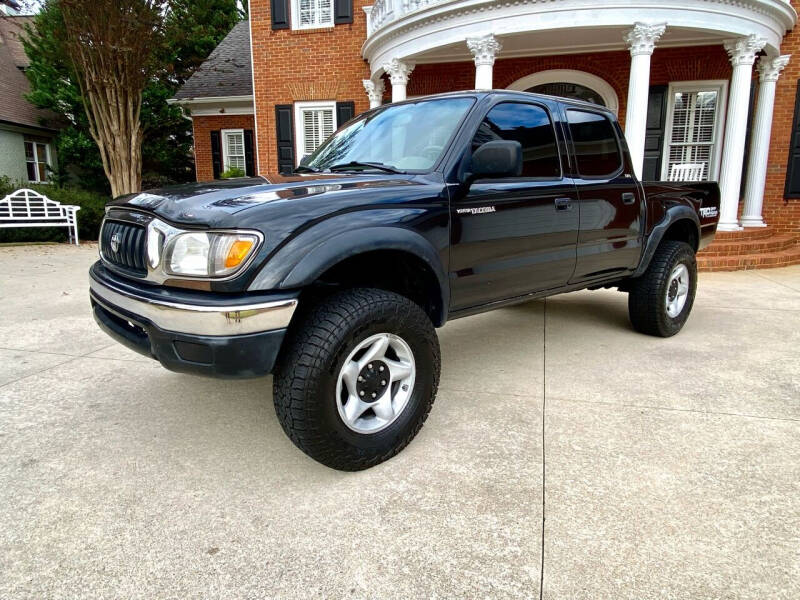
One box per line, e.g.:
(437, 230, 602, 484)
(173, 0, 800, 269)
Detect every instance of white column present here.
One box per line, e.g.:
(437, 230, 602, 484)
(467, 34, 502, 91)
(382, 58, 415, 102)
(740, 55, 790, 228)
(718, 35, 767, 231)
(623, 22, 666, 178)
(363, 78, 386, 109)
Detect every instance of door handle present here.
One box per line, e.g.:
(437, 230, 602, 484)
(621, 192, 636, 205)
(555, 197, 573, 211)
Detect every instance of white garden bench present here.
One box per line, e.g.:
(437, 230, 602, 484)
(0, 188, 80, 245)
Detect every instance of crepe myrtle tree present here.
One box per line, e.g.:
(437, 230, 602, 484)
(56, 0, 163, 198)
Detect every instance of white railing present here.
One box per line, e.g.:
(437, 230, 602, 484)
(366, 0, 444, 36)
(365, 0, 795, 38)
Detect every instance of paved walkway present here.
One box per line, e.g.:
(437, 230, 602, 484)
(1, 244, 798, 599)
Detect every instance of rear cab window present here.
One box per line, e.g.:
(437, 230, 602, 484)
(472, 102, 562, 179)
(566, 109, 624, 178)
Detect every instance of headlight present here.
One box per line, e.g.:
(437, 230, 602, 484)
(164, 232, 259, 278)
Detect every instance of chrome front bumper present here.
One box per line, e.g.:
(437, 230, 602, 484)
(89, 271, 297, 337)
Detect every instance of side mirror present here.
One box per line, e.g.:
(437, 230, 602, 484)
(299, 154, 312, 167)
(466, 140, 522, 182)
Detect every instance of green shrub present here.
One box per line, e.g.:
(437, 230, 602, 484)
(220, 166, 245, 179)
(0, 177, 110, 244)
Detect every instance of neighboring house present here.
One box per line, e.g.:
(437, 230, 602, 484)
(0, 15, 58, 184)
(174, 0, 800, 268)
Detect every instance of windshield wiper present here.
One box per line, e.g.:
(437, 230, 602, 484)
(327, 161, 402, 174)
(293, 165, 320, 173)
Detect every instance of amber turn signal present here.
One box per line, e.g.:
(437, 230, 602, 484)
(225, 238, 255, 269)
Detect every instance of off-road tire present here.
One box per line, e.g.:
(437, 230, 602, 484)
(628, 240, 697, 337)
(273, 288, 440, 471)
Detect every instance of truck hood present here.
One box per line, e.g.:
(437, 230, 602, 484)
(110, 173, 428, 228)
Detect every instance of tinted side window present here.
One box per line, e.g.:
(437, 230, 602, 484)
(567, 109, 623, 178)
(472, 102, 561, 178)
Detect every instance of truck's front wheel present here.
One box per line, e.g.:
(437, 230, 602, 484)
(628, 240, 697, 337)
(273, 288, 440, 471)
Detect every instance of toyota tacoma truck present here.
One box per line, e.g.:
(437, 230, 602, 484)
(90, 91, 720, 470)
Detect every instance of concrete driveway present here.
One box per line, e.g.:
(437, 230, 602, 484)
(1, 244, 798, 599)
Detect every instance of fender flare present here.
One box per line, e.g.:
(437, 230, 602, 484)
(250, 225, 450, 325)
(633, 205, 700, 278)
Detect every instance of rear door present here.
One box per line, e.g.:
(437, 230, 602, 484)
(449, 100, 579, 310)
(565, 108, 644, 282)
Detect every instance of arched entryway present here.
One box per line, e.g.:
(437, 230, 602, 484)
(506, 70, 619, 114)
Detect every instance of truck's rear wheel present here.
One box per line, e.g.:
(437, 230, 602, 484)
(273, 288, 440, 471)
(628, 240, 697, 337)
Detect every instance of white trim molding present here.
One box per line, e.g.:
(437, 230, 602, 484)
(506, 70, 619, 115)
(363, 0, 796, 77)
(168, 95, 255, 116)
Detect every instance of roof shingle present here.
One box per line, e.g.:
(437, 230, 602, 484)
(174, 20, 252, 101)
(0, 15, 56, 130)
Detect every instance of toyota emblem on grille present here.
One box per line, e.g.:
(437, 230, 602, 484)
(110, 232, 121, 253)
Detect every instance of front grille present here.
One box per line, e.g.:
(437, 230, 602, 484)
(100, 220, 147, 275)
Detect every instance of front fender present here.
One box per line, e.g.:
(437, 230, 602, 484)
(247, 210, 449, 313)
(633, 205, 700, 278)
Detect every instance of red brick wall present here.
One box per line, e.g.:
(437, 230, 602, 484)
(762, 0, 800, 234)
(409, 46, 732, 130)
(245, 0, 798, 233)
(191, 114, 256, 182)
(249, 0, 372, 175)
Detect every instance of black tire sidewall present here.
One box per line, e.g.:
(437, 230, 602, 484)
(658, 245, 697, 335)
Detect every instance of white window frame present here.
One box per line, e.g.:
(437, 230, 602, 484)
(291, 0, 334, 30)
(221, 128, 246, 175)
(24, 140, 51, 183)
(661, 80, 728, 182)
(294, 100, 337, 165)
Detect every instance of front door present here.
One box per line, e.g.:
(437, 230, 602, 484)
(564, 108, 644, 281)
(449, 101, 579, 311)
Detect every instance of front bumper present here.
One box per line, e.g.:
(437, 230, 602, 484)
(89, 261, 298, 378)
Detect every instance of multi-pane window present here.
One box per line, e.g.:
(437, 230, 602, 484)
(222, 129, 245, 172)
(663, 85, 724, 182)
(25, 140, 50, 183)
(472, 102, 561, 179)
(295, 101, 336, 161)
(295, 0, 333, 28)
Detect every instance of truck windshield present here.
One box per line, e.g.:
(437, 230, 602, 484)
(301, 97, 475, 173)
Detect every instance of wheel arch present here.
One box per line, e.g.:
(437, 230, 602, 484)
(633, 206, 700, 278)
(278, 227, 449, 326)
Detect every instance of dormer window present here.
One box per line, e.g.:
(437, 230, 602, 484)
(293, 0, 333, 29)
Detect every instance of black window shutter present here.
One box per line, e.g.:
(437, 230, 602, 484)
(642, 85, 667, 181)
(275, 104, 295, 175)
(271, 0, 289, 29)
(210, 130, 222, 179)
(336, 101, 355, 127)
(334, 0, 353, 24)
(785, 80, 800, 197)
(244, 129, 255, 176)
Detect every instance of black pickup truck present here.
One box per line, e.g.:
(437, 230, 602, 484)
(90, 91, 719, 470)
